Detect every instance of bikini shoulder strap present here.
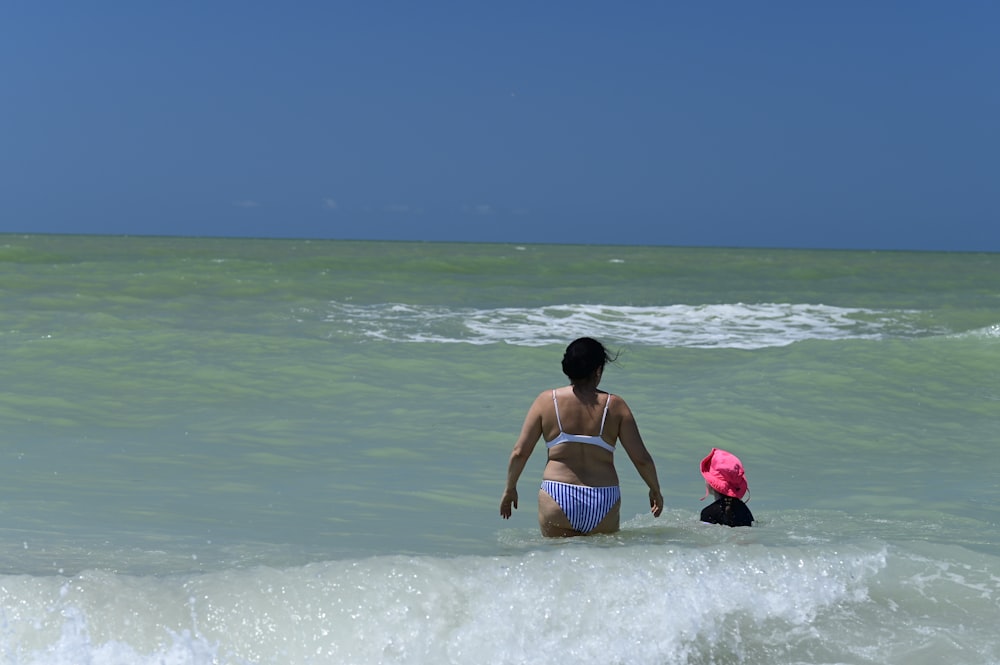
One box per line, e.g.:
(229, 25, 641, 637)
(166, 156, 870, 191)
(551, 390, 564, 431)
(598, 394, 613, 435)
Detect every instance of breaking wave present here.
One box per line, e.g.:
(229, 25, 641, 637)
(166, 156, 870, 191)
(322, 302, 935, 349)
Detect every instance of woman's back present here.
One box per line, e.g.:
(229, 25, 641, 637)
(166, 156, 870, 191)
(541, 387, 620, 487)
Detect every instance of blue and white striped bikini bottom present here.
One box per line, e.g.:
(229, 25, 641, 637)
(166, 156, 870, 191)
(541, 480, 621, 534)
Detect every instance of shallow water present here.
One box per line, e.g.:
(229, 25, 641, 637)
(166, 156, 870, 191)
(1, 235, 998, 663)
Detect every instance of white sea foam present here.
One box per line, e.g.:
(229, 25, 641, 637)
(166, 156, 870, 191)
(3, 536, 998, 665)
(961, 322, 1000, 339)
(324, 302, 930, 348)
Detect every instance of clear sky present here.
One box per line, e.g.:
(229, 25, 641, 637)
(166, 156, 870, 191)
(3, 2, 998, 251)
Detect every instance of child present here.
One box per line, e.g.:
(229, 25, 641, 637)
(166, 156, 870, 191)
(699, 448, 754, 527)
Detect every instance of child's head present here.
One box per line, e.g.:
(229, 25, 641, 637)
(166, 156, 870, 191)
(700, 448, 749, 500)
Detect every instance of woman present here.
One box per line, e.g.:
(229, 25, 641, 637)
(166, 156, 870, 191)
(500, 337, 664, 536)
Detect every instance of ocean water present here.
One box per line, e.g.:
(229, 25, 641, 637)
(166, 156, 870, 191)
(1, 234, 998, 664)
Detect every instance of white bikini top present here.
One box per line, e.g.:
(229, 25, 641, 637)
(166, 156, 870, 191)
(545, 390, 615, 453)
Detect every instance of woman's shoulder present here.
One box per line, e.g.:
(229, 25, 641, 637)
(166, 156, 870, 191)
(605, 391, 631, 410)
(538, 385, 576, 400)
(531, 388, 560, 407)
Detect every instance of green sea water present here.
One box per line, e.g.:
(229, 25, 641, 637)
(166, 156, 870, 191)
(1, 234, 999, 664)
(2, 234, 998, 559)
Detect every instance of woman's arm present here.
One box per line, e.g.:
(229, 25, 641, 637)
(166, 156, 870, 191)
(616, 399, 664, 517)
(500, 393, 545, 519)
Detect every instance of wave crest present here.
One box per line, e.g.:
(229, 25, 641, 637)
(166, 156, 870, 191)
(323, 302, 934, 349)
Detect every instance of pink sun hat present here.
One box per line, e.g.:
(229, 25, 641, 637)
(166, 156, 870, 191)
(700, 448, 749, 500)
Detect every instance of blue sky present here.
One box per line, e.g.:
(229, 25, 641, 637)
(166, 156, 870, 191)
(3, 2, 998, 251)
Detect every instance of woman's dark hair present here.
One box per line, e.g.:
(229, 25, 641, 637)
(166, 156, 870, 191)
(561, 337, 616, 382)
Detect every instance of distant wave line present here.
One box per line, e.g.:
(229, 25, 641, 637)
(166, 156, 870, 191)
(321, 302, 935, 349)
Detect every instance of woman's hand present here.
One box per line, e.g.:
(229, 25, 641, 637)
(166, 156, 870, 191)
(500, 488, 519, 519)
(649, 488, 664, 517)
